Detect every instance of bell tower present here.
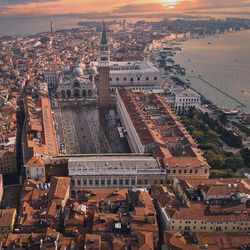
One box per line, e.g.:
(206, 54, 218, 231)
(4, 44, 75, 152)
(98, 21, 110, 108)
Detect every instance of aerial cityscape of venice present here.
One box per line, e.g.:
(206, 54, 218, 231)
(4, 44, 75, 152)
(0, 0, 250, 249)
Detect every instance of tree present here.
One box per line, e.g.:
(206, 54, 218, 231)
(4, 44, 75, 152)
(219, 113, 228, 125)
(224, 153, 244, 172)
(240, 148, 250, 167)
(204, 150, 226, 169)
(192, 130, 204, 142)
(205, 130, 219, 143)
(210, 169, 234, 178)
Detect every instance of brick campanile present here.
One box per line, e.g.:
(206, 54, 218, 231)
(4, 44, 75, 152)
(98, 21, 110, 108)
(98, 66, 110, 108)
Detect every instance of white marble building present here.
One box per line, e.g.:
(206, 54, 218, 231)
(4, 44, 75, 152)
(93, 60, 163, 93)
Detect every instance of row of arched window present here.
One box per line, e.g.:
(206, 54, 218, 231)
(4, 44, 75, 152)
(60, 89, 94, 98)
(110, 76, 158, 82)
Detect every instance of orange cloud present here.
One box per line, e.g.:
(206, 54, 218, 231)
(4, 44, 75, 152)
(0, 0, 250, 16)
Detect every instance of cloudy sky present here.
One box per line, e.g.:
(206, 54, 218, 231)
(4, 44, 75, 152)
(0, 0, 250, 17)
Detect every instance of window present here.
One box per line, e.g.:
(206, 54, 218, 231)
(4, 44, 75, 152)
(107, 180, 111, 185)
(154, 76, 158, 81)
(110, 78, 112, 81)
(193, 226, 196, 229)
(205, 169, 208, 173)
(119, 179, 123, 185)
(179, 169, 182, 174)
(77, 180, 81, 186)
(154, 179, 157, 184)
(89, 180, 93, 185)
(71, 180, 75, 186)
(125, 179, 129, 185)
(130, 77, 134, 82)
(146, 77, 149, 81)
(116, 77, 119, 81)
(131, 179, 135, 185)
(138, 179, 142, 185)
(184, 169, 187, 174)
(160, 179, 164, 184)
(95, 180, 99, 185)
(190, 169, 193, 173)
(195, 169, 198, 174)
(144, 179, 148, 185)
(173, 169, 176, 174)
(123, 77, 127, 81)
(83, 180, 87, 185)
(113, 180, 117, 185)
(101, 180, 105, 186)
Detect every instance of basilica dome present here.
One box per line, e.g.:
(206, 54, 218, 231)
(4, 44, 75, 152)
(73, 67, 83, 76)
(76, 62, 86, 70)
(88, 65, 98, 75)
(63, 66, 71, 74)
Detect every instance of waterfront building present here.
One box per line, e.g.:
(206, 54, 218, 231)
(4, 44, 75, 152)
(167, 84, 201, 114)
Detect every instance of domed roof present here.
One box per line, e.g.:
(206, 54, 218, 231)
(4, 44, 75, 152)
(63, 66, 71, 74)
(76, 62, 85, 70)
(88, 65, 98, 75)
(73, 67, 83, 76)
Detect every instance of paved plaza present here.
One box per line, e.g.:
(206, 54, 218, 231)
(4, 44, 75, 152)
(52, 105, 130, 155)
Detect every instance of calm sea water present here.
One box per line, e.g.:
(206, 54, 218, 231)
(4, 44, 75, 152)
(174, 30, 250, 113)
(0, 16, 162, 37)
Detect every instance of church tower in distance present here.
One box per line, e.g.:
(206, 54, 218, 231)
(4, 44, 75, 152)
(98, 21, 110, 108)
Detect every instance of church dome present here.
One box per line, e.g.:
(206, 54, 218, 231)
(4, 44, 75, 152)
(76, 62, 85, 70)
(73, 67, 83, 76)
(88, 65, 98, 75)
(63, 66, 71, 74)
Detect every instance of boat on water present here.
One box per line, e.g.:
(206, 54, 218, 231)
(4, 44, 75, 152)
(241, 115, 250, 125)
(221, 109, 239, 116)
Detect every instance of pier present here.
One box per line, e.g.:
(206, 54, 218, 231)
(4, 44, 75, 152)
(189, 76, 246, 108)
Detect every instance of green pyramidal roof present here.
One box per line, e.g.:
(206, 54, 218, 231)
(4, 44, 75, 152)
(101, 22, 108, 45)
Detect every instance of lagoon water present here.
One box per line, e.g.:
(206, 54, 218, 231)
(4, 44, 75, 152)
(174, 30, 250, 113)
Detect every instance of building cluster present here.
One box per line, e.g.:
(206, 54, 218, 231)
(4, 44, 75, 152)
(22, 82, 58, 179)
(151, 178, 250, 248)
(0, 19, 250, 250)
(117, 88, 209, 182)
(0, 177, 249, 249)
(0, 174, 159, 249)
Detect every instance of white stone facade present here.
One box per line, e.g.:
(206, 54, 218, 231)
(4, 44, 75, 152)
(116, 90, 145, 153)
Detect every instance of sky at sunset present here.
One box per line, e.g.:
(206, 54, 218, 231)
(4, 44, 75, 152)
(0, 0, 250, 18)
